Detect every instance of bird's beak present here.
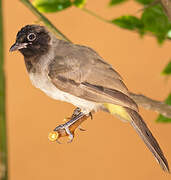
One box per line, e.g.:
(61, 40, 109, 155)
(9, 42, 28, 52)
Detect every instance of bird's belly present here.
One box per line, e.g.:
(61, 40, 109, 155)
(29, 72, 98, 113)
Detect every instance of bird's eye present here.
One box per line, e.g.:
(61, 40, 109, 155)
(27, 33, 36, 41)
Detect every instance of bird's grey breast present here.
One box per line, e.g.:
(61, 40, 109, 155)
(27, 47, 58, 96)
(26, 46, 98, 113)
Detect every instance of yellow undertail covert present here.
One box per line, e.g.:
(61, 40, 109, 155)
(103, 103, 132, 121)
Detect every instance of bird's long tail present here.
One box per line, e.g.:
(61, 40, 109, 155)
(103, 103, 170, 172)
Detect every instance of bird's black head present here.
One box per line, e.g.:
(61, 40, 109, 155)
(10, 25, 51, 58)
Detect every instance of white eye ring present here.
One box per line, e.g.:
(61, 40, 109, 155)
(27, 33, 36, 41)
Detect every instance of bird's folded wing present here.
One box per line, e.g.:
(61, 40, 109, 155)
(48, 55, 138, 111)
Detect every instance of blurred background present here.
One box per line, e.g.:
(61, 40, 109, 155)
(3, 0, 171, 179)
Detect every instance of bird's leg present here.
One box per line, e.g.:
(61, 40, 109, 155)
(71, 107, 81, 118)
(48, 109, 91, 143)
(62, 107, 86, 131)
(62, 108, 82, 123)
(71, 107, 86, 131)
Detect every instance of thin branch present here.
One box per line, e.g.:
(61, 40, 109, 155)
(140, 0, 171, 23)
(130, 93, 171, 118)
(20, 0, 171, 119)
(0, 0, 8, 179)
(160, 0, 171, 22)
(20, 0, 71, 42)
(136, 0, 160, 13)
(82, 7, 171, 40)
(82, 7, 109, 23)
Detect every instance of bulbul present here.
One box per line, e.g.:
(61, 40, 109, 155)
(10, 25, 169, 172)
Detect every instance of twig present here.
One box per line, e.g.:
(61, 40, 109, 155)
(130, 93, 171, 118)
(82, 7, 109, 23)
(20, 0, 171, 119)
(0, 0, 8, 179)
(136, 0, 160, 13)
(160, 0, 171, 22)
(20, 0, 71, 42)
(81, 7, 171, 40)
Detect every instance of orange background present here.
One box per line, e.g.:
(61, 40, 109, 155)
(4, 0, 171, 179)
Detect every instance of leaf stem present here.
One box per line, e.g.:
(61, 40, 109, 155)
(82, 7, 109, 23)
(82, 7, 171, 41)
(0, 0, 8, 179)
(20, 0, 71, 42)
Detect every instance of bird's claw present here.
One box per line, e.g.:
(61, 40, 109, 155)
(64, 126, 74, 143)
(78, 126, 86, 131)
(56, 140, 62, 144)
(48, 108, 92, 143)
(89, 112, 93, 120)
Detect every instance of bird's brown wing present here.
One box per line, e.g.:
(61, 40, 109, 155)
(48, 54, 138, 111)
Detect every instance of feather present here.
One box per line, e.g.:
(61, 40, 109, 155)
(126, 107, 170, 172)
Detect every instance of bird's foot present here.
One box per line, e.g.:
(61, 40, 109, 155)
(68, 107, 86, 133)
(65, 126, 74, 143)
(48, 108, 91, 143)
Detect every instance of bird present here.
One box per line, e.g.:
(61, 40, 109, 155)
(10, 24, 169, 172)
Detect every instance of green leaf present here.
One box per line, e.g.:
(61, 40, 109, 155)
(162, 61, 171, 75)
(73, 0, 86, 8)
(156, 93, 171, 123)
(157, 115, 171, 122)
(165, 94, 171, 105)
(32, 0, 72, 13)
(111, 15, 145, 34)
(111, 5, 171, 43)
(109, 0, 128, 5)
(141, 5, 171, 43)
(135, 0, 155, 5)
